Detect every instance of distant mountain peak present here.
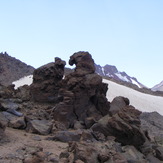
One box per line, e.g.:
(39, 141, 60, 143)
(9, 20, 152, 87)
(152, 81, 163, 92)
(95, 63, 145, 88)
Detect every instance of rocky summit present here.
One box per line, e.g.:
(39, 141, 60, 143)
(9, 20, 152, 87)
(0, 51, 163, 163)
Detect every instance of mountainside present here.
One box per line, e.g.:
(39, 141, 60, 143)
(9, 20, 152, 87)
(0, 52, 35, 86)
(1, 51, 163, 162)
(103, 79, 163, 116)
(95, 64, 146, 88)
(152, 80, 163, 92)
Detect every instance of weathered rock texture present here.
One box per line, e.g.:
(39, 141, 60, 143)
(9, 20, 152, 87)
(26, 120, 52, 135)
(141, 112, 163, 144)
(53, 52, 110, 129)
(92, 105, 146, 148)
(30, 57, 66, 103)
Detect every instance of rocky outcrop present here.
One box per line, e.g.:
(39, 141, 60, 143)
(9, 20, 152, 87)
(30, 57, 66, 103)
(109, 96, 130, 115)
(69, 51, 95, 75)
(140, 112, 163, 144)
(92, 105, 146, 148)
(53, 52, 110, 129)
(59, 141, 148, 163)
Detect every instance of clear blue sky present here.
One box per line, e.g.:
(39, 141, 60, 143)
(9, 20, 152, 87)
(1, 0, 163, 88)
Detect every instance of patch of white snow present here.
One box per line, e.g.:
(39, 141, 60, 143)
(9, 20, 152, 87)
(131, 79, 141, 88)
(115, 73, 129, 82)
(103, 79, 163, 116)
(12, 75, 33, 89)
(102, 67, 105, 75)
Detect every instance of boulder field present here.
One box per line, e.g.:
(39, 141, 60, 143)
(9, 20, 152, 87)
(0, 51, 163, 163)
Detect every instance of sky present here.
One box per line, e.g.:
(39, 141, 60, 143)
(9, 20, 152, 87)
(0, 0, 163, 88)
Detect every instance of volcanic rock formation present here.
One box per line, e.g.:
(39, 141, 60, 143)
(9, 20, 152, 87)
(53, 51, 110, 129)
(30, 57, 66, 103)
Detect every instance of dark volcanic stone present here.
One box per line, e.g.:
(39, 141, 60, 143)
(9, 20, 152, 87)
(30, 57, 66, 103)
(53, 52, 110, 129)
(69, 51, 95, 75)
(140, 112, 163, 144)
(26, 120, 52, 135)
(92, 106, 146, 148)
(109, 96, 130, 115)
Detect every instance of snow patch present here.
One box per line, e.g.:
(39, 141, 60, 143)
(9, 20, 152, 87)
(115, 73, 129, 82)
(106, 73, 112, 77)
(102, 67, 105, 75)
(103, 79, 163, 116)
(12, 75, 33, 89)
(131, 79, 141, 88)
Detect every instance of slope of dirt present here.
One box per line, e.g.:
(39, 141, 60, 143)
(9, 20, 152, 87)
(0, 127, 68, 163)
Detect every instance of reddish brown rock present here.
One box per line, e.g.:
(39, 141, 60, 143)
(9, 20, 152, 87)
(53, 52, 110, 129)
(69, 51, 95, 75)
(109, 96, 130, 115)
(30, 57, 66, 103)
(92, 106, 146, 148)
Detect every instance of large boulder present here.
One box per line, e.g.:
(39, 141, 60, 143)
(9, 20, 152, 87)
(91, 106, 146, 148)
(0, 99, 23, 116)
(140, 112, 163, 145)
(1, 111, 26, 129)
(53, 52, 110, 129)
(26, 120, 52, 135)
(109, 96, 130, 115)
(30, 57, 66, 103)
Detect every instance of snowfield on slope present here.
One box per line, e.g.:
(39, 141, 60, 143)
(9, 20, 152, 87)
(13, 76, 163, 116)
(103, 79, 163, 116)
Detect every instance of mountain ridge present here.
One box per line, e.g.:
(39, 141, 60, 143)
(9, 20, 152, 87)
(152, 81, 163, 92)
(0, 52, 35, 86)
(1, 52, 162, 94)
(95, 63, 146, 88)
